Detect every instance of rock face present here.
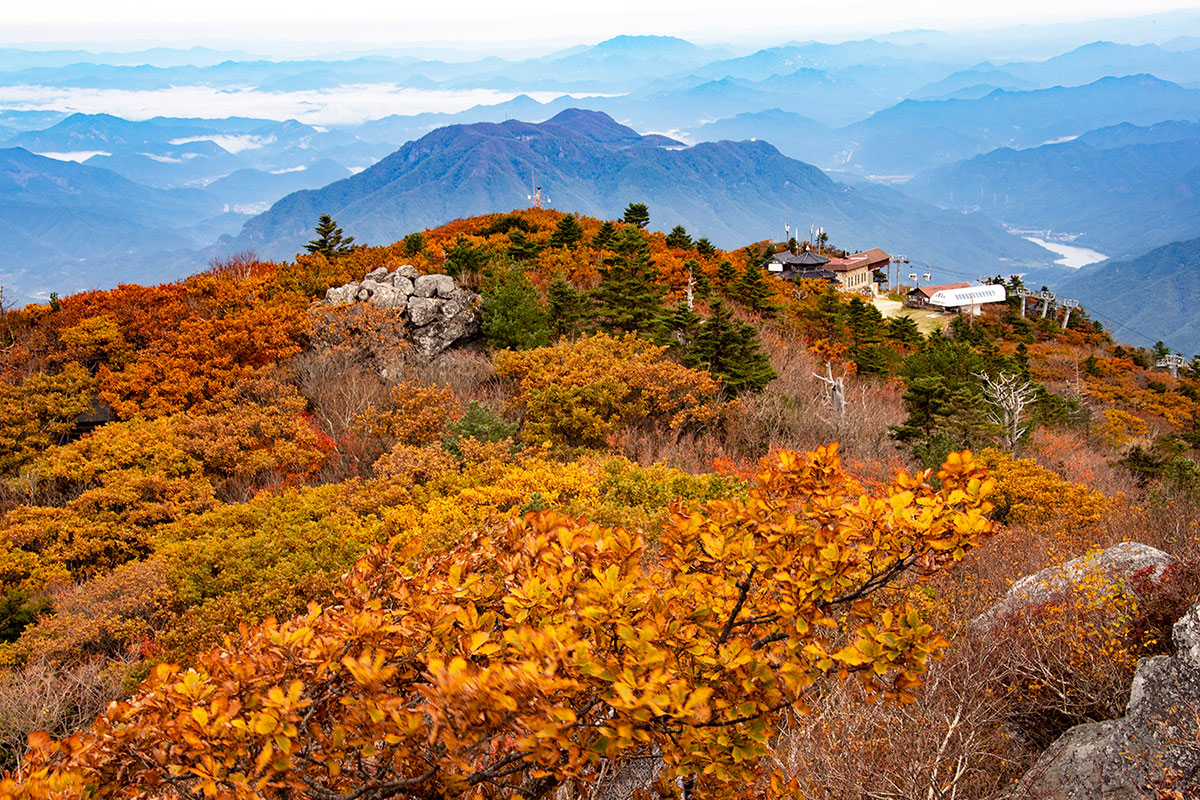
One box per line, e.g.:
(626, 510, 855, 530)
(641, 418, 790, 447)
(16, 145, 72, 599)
(322, 265, 481, 357)
(974, 542, 1176, 630)
(1010, 599, 1200, 799)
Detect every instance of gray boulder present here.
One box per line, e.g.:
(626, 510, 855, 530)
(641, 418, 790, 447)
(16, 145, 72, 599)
(365, 267, 389, 282)
(369, 283, 407, 312)
(407, 296, 444, 327)
(414, 274, 455, 299)
(1010, 600, 1200, 799)
(395, 264, 420, 280)
(389, 274, 415, 296)
(411, 292, 482, 358)
(323, 284, 356, 305)
(975, 542, 1175, 630)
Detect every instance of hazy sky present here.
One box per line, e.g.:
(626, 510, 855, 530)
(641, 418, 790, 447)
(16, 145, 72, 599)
(8, 0, 1200, 49)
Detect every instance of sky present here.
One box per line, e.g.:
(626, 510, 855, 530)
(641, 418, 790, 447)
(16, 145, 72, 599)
(7, 0, 1200, 50)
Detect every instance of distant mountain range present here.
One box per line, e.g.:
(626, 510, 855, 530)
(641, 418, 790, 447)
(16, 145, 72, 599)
(842, 75, 1200, 175)
(904, 121, 1200, 258)
(1063, 237, 1200, 353)
(222, 109, 1053, 280)
(0, 147, 226, 300)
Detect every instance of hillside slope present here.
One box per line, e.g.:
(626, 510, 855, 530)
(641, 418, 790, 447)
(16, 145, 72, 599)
(905, 129, 1200, 257)
(1063, 237, 1200, 352)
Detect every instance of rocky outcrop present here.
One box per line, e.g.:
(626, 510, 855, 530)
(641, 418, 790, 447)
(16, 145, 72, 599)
(322, 265, 481, 357)
(974, 542, 1176, 630)
(1010, 599, 1200, 799)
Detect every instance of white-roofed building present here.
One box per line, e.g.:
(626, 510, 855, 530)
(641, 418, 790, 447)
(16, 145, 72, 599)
(907, 282, 1007, 314)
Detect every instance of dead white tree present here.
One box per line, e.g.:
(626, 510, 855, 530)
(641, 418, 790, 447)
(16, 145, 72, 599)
(814, 362, 845, 417)
(975, 371, 1036, 451)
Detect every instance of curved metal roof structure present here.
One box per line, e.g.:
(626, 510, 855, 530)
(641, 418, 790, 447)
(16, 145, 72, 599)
(928, 284, 1008, 307)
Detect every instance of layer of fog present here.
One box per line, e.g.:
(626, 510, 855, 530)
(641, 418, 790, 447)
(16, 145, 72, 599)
(0, 84, 607, 125)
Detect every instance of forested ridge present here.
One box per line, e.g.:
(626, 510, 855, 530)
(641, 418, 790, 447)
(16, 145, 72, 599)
(0, 207, 1197, 799)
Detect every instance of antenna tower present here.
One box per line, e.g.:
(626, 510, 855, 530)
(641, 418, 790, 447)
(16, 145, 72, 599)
(527, 171, 549, 209)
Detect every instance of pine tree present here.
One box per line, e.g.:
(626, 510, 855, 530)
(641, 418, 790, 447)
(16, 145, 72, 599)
(445, 234, 490, 277)
(622, 202, 650, 229)
(507, 229, 542, 262)
(734, 262, 776, 314)
(810, 286, 847, 346)
(400, 231, 426, 257)
(846, 296, 884, 348)
(691, 262, 712, 300)
(305, 214, 355, 259)
(685, 298, 777, 394)
(667, 301, 703, 349)
(548, 213, 585, 249)
(547, 276, 594, 339)
(715, 260, 738, 292)
(695, 237, 716, 258)
(592, 226, 667, 339)
(481, 265, 551, 351)
(665, 225, 693, 250)
(591, 220, 617, 249)
(885, 315, 923, 347)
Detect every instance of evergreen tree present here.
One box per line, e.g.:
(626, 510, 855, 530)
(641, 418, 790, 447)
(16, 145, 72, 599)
(667, 301, 703, 349)
(546, 276, 594, 340)
(444, 234, 491, 277)
(885, 315, 923, 347)
(1015, 342, 1031, 379)
(507, 229, 542, 262)
(890, 335, 997, 452)
(622, 202, 650, 229)
(685, 298, 777, 394)
(809, 286, 846, 346)
(305, 214, 355, 259)
(846, 297, 884, 349)
(548, 213, 585, 249)
(695, 237, 716, 258)
(735, 261, 776, 314)
(400, 231, 426, 257)
(481, 264, 551, 351)
(591, 220, 617, 249)
(592, 226, 667, 339)
(715, 260, 738, 292)
(665, 225, 693, 250)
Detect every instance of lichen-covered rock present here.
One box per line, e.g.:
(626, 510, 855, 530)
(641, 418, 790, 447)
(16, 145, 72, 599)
(319, 269, 479, 357)
(324, 283, 356, 304)
(1010, 600, 1200, 799)
(406, 296, 443, 327)
(369, 283, 407, 311)
(414, 274, 455, 299)
(411, 293, 482, 358)
(390, 274, 415, 296)
(974, 542, 1176, 630)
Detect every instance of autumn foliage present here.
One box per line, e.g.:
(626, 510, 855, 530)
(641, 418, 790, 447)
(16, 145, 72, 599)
(2, 445, 993, 799)
(1, 208, 1198, 798)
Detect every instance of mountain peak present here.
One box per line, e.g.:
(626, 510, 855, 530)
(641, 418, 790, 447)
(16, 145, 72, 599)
(544, 109, 645, 143)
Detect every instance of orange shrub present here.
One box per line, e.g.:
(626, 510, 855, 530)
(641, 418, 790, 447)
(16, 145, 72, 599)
(494, 333, 725, 446)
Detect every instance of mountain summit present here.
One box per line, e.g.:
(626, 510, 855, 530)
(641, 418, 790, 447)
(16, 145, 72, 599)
(227, 110, 1050, 277)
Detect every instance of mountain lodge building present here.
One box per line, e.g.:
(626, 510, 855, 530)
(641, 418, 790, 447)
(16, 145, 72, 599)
(767, 247, 889, 294)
